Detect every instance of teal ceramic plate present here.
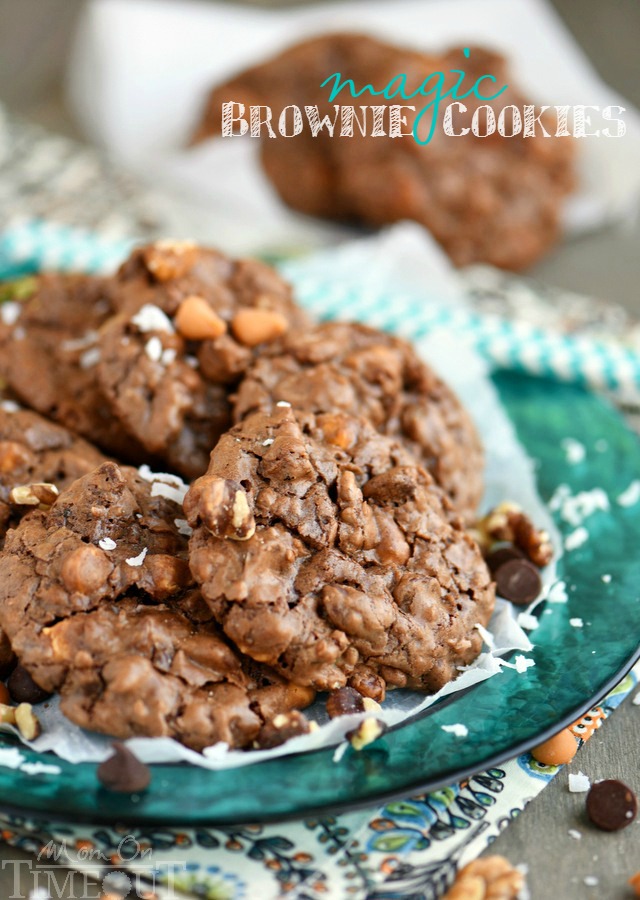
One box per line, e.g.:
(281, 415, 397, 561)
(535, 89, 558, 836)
(0, 370, 638, 825)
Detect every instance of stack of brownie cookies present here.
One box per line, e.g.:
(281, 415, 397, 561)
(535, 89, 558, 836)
(0, 240, 495, 752)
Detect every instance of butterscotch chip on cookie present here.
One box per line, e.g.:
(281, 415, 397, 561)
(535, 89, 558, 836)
(96, 242, 310, 477)
(233, 322, 483, 520)
(0, 461, 314, 750)
(185, 407, 494, 693)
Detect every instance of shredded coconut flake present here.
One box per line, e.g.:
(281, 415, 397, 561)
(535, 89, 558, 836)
(151, 481, 187, 505)
(276, 400, 291, 407)
(262, 438, 274, 446)
(568, 771, 591, 792)
(125, 547, 148, 567)
(565, 527, 589, 551)
(632, 692, 640, 706)
(517, 612, 539, 631)
(0, 747, 25, 769)
(561, 438, 586, 464)
(174, 518, 193, 537)
(568, 829, 582, 840)
(1, 301, 22, 325)
(62, 330, 98, 351)
(0, 400, 20, 413)
(98, 537, 116, 551)
(79, 346, 101, 369)
(617, 480, 640, 507)
(20, 761, 61, 775)
(601, 574, 611, 583)
(333, 741, 349, 763)
(138, 464, 185, 487)
(547, 580, 569, 603)
(131, 303, 174, 334)
(441, 723, 468, 738)
(569, 618, 584, 628)
(145, 335, 163, 362)
(583, 876, 598, 887)
(475, 622, 495, 649)
(162, 348, 177, 366)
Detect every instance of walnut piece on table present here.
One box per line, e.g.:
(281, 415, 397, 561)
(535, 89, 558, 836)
(443, 855, 525, 899)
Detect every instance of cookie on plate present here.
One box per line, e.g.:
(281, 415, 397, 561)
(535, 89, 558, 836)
(233, 322, 483, 520)
(0, 404, 107, 545)
(0, 273, 152, 462)
(194, 33, 575, 270)
(0, 461, 314, 749)
(185, 407, 495, 696)
(97, 241, 310, 477)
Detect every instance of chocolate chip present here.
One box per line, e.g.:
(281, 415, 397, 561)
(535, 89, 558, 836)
(254, 710, 311, 749)
(494, 558, 542, 606)
(586, 779, 637, 831)
(97, 742, 151, 793)
(7, 665, 51, 704)
(326, 686, 365, 719)
(485, 543, 524, 574)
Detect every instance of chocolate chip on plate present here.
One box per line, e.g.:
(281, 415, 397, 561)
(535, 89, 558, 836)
(7, 665, 52, 705)
(485, 544, 525, 574)
(326, 686, 365, 719)
(586, 779, 637, 831)
(97, 742, 151, 793)
(494, 558, 542, 606)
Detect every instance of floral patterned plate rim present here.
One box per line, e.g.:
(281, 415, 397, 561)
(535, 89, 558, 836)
(0, 370, 639, 825)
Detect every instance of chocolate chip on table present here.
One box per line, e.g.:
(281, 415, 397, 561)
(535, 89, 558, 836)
(586, 779, 637, 831)
(494, 558, 542, 606)
(97, 743, 151, 793)
(326, 686, 365, 719)
(485, 543, 525, 574)
(7, 665, 52, 704)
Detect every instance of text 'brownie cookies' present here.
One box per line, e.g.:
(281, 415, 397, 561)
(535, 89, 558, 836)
(97, 241, 310, 477)
(194, 33, 575, 271)
(233, 321, 484, 520)
(185, 407, 495, 697)
(0, 461, 314, 750)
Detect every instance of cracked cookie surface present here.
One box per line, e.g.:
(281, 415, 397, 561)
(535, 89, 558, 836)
(233, 321, 483, 520)
(0, 461, 312, 748)
(97, 242, 309, 477)
(185, 407, 495, 694)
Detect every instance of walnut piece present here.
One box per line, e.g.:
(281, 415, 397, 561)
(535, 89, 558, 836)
(443, 855, 525, 899)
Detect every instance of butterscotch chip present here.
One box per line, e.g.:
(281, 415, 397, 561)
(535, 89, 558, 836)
(175, 295, 227, 340)
(143, 240, 198, 282)
(231, 308, 289, 346)
(96, 244, 308, 478)
(531, 728, 578, 766)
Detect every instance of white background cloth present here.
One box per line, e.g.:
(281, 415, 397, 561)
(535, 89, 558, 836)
(66, 0, 640, 255)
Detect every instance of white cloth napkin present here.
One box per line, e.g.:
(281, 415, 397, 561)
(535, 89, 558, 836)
(66, 0, 640, 256)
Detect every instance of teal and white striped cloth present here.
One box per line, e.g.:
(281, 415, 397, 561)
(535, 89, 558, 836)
(1, 217, 639, 396)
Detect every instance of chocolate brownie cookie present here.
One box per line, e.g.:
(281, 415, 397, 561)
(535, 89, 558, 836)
(0, 461, 314, 749)
(0, 273, 151, 462)
(194, 34, 575, 270)
(184, 407, 495, 695)
(233, 322, 483, 520)
(97, 241, 310, 477)
(0, 404, 107, 545)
